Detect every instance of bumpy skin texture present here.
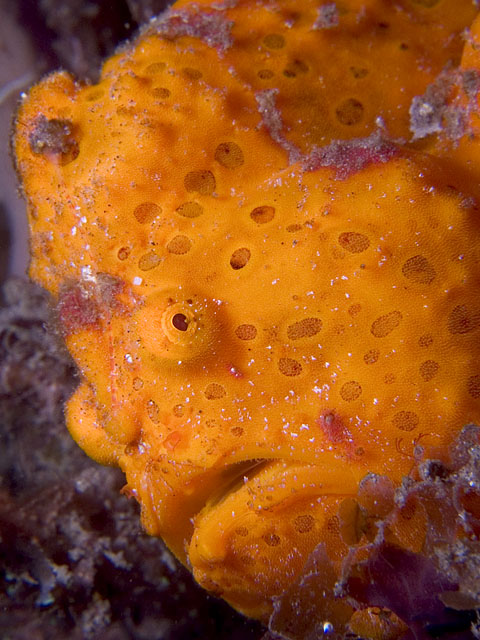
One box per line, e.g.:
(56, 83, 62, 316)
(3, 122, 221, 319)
(13, 0, 480, 630)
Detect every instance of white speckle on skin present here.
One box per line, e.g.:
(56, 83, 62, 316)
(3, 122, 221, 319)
(81, 265, 96, 282)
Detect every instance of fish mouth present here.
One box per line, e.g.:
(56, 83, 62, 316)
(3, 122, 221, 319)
(128, 446, 361, 587)
(187, 455, 362, 619)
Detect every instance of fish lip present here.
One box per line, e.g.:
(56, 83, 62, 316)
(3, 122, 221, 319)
(204, 458, 272, 510)
(202, 453, 361, 517)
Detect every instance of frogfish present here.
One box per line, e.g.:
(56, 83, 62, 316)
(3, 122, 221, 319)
(12, 0, 480, 637)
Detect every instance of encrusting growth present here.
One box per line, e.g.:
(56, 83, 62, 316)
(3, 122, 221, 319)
(12, 0, 480, 637)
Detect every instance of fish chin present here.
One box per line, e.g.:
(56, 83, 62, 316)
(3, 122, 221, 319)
(188, 456, 359, 621)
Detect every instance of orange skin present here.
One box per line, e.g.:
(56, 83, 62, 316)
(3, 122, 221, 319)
(12, 0, 480, 631)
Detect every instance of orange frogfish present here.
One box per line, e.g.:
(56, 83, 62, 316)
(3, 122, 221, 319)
(13, 0, 480, 637)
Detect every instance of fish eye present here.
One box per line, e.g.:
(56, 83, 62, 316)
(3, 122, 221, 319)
(172, 313, 189, 331)
(132, 290, 218, 363)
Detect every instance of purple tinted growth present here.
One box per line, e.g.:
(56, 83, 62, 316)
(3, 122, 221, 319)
(152, 5, 234, 53)
(313, 3, 339, 30)
(347, 544, 468, 640)
(410, 69, 480, 143)
(255, 89, 302, 164)
(303, 131, 398, 179)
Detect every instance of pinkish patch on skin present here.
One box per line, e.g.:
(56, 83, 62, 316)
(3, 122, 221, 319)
(152, 6, 234, 53)
(95, 272, 126, 312)
(57, 274, 126, 334)
(313, 3, 339, 30)
(58, 283, 100, 334)
(317, 410, 350, 444)
(303, 131, 398, 179)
